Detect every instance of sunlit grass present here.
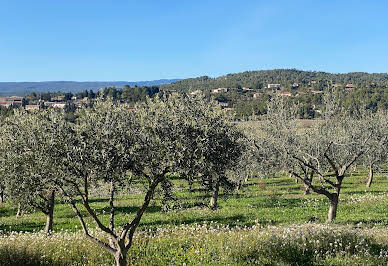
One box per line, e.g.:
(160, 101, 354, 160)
(0, 224, 387, 265)
(0, 169, 387, 265)
(1, 171, 387, 233)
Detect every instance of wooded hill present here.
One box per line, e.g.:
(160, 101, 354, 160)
(162, 69, 388, 91)
(161, 69, 388, 119)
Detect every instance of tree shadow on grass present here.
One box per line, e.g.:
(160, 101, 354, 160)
(0, 221, 42, 233)
(342, 190, 384, 195)
(0, 207, 14, 217)
(334, 219, 388, 227)
(250, 198, 304, 209)
(0, 246, 54, 266)
(140, 214, 280, 228)
(115, 205, 161, 214)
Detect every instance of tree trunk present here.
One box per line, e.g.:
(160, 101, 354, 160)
(0, 189, 4, 204)
(210, 179, 220, 210)
(290, 173, 298, 183)
(304, 185, 310, 195)
(327, 195, 338, 222)
(44, 190, 55, 234)
(114, 250, 128, 266)
(366, 163, 374, 188)
(16, 203, 23, 217)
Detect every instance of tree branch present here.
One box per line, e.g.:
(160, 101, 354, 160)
(59, 186, 117, 255)
(292, 154, 325, 179)
(291, 171, 333, 199)
(121, 171, 168, 249)
(323, 142, 339, 175)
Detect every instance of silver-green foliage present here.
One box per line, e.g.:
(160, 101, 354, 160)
(0, 109, 69, 232)
(56, 94, 246, 266)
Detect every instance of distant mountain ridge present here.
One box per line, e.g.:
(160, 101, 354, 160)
(0, 79, 180, 96)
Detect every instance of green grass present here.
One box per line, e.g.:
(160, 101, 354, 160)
(1, 171, 387, 233)
(0, 170, 387, 265)
(0, 224, 387, 265)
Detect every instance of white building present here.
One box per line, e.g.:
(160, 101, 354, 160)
(267, 84, 280, 89)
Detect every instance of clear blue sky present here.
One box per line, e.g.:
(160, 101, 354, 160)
(1, 0, 387, 81)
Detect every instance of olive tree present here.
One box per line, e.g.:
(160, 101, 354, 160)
(257, 94, 377, 222)
(362, 111, 388, 187)
(54, 99, 136, 266)
(0, 109, 69, 233)
(56, 95, 245, 266)
(180, 94, 247, 209)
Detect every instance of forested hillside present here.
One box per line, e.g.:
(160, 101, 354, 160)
(162, 69, 388, 91)
(162, 69, 388, 118)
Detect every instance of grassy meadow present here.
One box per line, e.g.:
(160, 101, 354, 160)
(0, 168, 387, 265)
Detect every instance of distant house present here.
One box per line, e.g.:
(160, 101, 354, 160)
(242, 87, 253, 91)
(212, 88, 229, 94)
(0, 102, 12, 108)
(189, 90, 201, 96)
(43, 101, 66, 109)
(253, 93, 261, 99)
(345, 84, 355, 90)
(311, 90, 324, 94)
(24, 104, 40, 110)
(0, 96, 24, 108)
(277, 91, 292, 97)
(267, 84, 280, 89)
(53, 102, 67, 109)
(44, 101, 56, 107)
(25, 105, 40, 111)
(218, 102, 229, 107)
(7, 96, 24, 101)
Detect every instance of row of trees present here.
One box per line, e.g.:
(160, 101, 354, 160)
(0, 94, 246, 266)
(25, 85, 160, 105)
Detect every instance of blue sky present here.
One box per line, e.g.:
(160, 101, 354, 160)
(0, 0, 387, 81)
